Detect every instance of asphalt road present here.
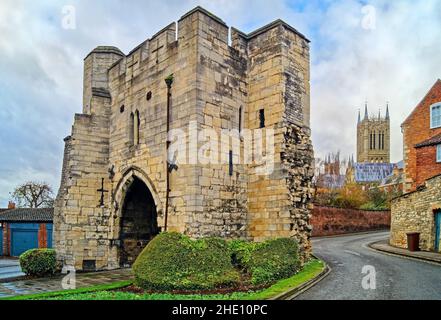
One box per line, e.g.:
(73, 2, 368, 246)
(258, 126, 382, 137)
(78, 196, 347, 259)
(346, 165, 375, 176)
(0, 258, 24, 280)
(295, 231, 441, 300)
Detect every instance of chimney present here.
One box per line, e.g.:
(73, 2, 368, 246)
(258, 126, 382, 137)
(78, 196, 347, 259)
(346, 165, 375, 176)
(7, 201, 15, 209)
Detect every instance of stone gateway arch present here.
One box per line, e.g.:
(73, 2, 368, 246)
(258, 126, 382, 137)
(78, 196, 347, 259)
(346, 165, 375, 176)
(115, 169, 160, 267)
(53, 7, 314, 271)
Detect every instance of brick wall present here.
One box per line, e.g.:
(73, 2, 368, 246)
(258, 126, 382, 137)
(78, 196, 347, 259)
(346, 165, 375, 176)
(1, 223, 8, 255)
(311, 205, 390, 237)
(4, 223, 10, 255)
(415, 145, 441, 186)
(402, 79, 441, 192)
(38, 223, 48, 248)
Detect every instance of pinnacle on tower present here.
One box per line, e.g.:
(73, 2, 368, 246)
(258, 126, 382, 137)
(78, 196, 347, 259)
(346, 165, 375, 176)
(386, 102, 390, 120)
(378, 108, 381, 120)
(364, 102, 369, 120)
(358, 109, 361, 124)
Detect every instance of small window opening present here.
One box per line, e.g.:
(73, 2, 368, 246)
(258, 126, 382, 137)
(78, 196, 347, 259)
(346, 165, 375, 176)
(259, 109, 265, 128)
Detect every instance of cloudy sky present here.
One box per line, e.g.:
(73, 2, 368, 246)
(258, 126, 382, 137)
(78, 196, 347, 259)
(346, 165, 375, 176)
(1, 0, 441, 206)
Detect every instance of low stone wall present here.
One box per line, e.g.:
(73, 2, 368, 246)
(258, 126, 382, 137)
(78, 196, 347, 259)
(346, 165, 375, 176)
(311, 206, 390, 237)
(391, 174, 441, 251)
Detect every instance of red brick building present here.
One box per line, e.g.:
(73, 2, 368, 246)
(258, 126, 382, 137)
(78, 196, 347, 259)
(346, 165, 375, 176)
(402, 79, 441, 191)
(414, 134, 441, 187)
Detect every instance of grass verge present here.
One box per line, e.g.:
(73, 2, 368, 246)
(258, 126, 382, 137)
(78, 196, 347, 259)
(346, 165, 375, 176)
(5, 259, 324, 300)
(2, 280, 133, 301)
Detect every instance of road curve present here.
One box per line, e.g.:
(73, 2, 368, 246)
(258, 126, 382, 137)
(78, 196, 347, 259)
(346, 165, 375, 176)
(295, 231, 441, 300)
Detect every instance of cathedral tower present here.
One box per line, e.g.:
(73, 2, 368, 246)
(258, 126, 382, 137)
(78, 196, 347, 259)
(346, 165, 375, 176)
(357, 103, 390, 163)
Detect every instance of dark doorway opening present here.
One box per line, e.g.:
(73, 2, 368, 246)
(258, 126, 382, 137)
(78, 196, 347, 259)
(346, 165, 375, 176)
(435, 210, 441, 252)
(119, 177, 158, 267)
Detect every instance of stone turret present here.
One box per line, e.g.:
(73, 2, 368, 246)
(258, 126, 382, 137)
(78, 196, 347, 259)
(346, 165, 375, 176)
(82, 46, 124, 114)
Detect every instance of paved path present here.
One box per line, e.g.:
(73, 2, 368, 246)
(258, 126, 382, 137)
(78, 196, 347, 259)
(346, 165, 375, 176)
(296, 232, 441, 300)
(0, 268, 133, 298)
(0, 259, 24, 280)
(371, 239, 441, 264)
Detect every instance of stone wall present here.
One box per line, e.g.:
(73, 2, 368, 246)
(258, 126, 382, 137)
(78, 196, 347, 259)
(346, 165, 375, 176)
(245, 21, 314, 259)
(54, 113, 113, 269)
(390, 174, 441, 251)
(311, 206, 390, 237)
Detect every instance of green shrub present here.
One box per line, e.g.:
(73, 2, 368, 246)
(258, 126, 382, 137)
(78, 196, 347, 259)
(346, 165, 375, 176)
(133, 232, 240, 291)
(359, 202, 388, 211)
(229, 238, 300, 285)
(228, 239, 256, 269)
(248, 238, 300, 285)
(19, 248, 57, 277)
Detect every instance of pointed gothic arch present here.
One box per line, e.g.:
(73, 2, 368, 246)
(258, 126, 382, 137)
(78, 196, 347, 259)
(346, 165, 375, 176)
(113, 167, 163, 266)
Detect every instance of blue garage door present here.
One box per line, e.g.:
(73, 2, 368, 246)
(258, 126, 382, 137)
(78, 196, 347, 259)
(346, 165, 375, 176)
(46, 223, 53, 248)
(10, 223, 39, 257)
(0, 226, 3, 256)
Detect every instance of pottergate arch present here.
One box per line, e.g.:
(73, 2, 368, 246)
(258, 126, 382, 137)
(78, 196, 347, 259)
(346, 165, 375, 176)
(113, 168, 162, 267)
(53, 7, 314, 271)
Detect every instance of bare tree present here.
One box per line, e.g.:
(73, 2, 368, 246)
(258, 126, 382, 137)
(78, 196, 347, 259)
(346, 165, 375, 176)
(11, 181, 54, 208)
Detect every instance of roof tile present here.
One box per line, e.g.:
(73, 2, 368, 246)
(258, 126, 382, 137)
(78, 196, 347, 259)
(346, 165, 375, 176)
(0, 208, 53, 222)
(415, 133, 441, 148)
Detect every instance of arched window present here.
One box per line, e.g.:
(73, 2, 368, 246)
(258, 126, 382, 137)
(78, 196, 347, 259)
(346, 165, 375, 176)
(229, 150, 233, 176)
(129, 112, 134, 145)
(369, 132, 372, 150)
(239, 106, 243, 133)
(378, 132, 382, 149)
(259, 109, 265, 128)
(134, 110, 140, 145)
(382, 132, 385, 150)
(373, 131, 376, 149)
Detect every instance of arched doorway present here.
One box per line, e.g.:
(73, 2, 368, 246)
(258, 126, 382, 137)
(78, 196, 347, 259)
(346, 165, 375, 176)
(119, 177, 159, 267)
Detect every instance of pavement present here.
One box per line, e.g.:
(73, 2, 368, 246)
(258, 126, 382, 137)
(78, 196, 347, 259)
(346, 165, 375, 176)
(0, 268, 133, 298)
(0, 258, 25, 280)
(370, 240, 441, 264)
(295, 231, 441, 300)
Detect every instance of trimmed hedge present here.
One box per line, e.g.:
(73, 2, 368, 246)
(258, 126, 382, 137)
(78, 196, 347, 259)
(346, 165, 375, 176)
(228, 239, 258, 269)
(248, 238, 300, 285)
(133, 232, 240, 291)
(133, 233, 301, 291)
(229, 238, 300, 285)
(19, 249, 57, 277)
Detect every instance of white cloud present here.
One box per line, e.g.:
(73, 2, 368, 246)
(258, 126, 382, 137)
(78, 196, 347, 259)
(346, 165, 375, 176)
(309, 0, 441, 163)
(0, 0, 441, 206)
